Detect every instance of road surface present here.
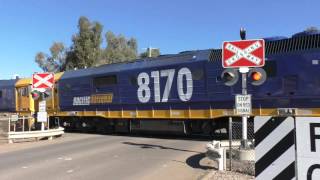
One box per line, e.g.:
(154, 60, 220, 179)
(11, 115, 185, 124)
(0, 133, 214, 180)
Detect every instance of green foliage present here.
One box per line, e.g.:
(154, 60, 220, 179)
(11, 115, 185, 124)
(35, 16, 154, 72)
(101, 31, 138, 64)
(35, 42, 66, 72)
(70, 16, 103, 69)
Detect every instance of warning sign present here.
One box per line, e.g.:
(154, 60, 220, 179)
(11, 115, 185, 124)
(235, 94, 252, 115)
(296, 117, 320, 179)
(222, 39, 265, 68)
(37, 112, 47, 123)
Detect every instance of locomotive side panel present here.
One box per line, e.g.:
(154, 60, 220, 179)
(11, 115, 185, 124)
(58, 52, 215, 114)
(0, 80, 16, 112)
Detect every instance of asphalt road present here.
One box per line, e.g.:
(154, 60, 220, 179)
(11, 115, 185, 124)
(0, 133, 214, 180)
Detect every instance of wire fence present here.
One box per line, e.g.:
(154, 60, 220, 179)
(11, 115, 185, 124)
(227, 117, 255, 176)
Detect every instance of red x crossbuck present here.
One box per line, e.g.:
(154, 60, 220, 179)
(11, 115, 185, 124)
(222, 39, 265, 68)
(32, 73, 54, 89)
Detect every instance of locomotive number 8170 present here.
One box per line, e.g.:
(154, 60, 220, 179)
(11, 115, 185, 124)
(137, 67, 193, 103)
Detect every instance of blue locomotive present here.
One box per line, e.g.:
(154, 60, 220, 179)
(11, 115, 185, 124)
(1, 29, 320, 136)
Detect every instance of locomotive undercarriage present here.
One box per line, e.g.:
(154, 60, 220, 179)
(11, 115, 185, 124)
(49, 116, 253, 138)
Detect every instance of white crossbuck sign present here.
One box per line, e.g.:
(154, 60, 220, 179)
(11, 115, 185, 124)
(33, 73, 54, 89)
(225, 41, 262, 66)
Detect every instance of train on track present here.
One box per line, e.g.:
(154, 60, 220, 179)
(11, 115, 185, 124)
(1, 29, 320, 136)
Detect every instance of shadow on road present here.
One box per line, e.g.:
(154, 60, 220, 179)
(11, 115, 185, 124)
(123, 141, 214, 170)
(185, 153, 215, 170)
(122, 142, 201, 153)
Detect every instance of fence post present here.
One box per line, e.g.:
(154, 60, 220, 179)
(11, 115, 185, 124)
(47, 117, 49, 130)
(29, 117, 31, 131)
(8, 116, 10, 133)
(8, 116, 13, 143)
(22, 116, 25, 132)
(229, 117, 232, 171)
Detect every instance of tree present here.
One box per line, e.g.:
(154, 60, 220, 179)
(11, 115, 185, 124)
(101, 31, 138, 64)
(35, 16, 142, 71)
(71, 16, 103, 69)
(35, 42, 66, 72)
(140, 48, 160, 58)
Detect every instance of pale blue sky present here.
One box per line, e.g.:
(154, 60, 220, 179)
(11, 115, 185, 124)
(0, 0, 319, 79)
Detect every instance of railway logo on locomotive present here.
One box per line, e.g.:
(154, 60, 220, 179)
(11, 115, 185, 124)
(73, 94, 113, 106)
(137, 67, 193, 103)
(222, 39, 265, 68)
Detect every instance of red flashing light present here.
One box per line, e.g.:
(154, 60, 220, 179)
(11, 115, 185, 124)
(252, 72, 262, 81)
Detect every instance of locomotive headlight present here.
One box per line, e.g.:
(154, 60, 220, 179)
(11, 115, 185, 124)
(248, 68, 267, 86)
(221, 69, 239, 86)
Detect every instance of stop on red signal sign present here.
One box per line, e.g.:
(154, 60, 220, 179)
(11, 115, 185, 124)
(222, 39, 265, 68)
(32, 73, 54, 90)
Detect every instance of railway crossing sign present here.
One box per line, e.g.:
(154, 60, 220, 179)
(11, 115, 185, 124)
(32, 73, 54, 91)
(222, 39, 265, 68)
(32, 73, 53, 129)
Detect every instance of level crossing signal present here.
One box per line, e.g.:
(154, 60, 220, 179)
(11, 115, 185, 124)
(30, 89, 52, 100)
(221, 69, 239, 86)
(248, 68, 267, 86)
(221, 67, 267, 86)
(42, 90, 52, 100)
(30, 90, 41, 100)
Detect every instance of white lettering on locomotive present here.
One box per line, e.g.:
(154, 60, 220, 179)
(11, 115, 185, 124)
(137, 72, 151, 103)
(73, 96, 91, 106)
(177, 67, 193, 102)
(137, 67, 193, 103)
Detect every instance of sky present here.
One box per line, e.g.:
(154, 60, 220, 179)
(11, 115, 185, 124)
(0, 0, 319, 79)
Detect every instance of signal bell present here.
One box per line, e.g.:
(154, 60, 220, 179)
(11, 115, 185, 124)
(221, 69, 239, 86)
(248, 68, 267, 86)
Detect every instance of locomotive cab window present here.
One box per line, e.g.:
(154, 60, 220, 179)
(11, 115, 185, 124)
(94, 75, 117, 89)
(18, 87, 29, 97)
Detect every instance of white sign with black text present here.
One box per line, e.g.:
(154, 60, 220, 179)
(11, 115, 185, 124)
(37, 112, 48, 123)
(235, 94, 252, 115)
(39, 100, 46, 112)
(296, 117, 320, 180)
